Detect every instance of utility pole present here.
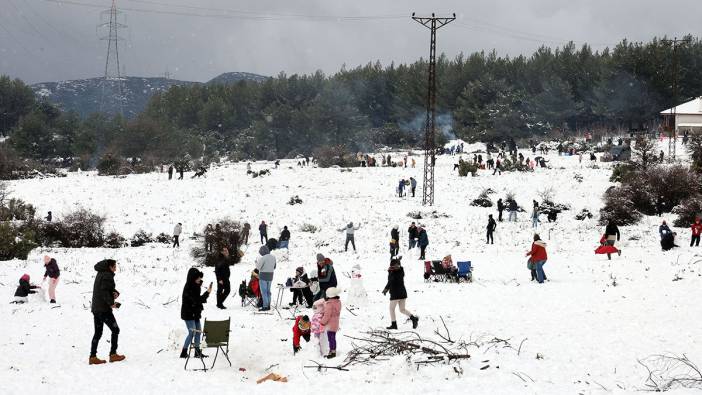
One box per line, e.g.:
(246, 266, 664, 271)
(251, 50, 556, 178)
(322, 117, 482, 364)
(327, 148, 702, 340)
(99, 0, 127, 116)
(412, 13, 455, 206)
(662, 37, 690, 162)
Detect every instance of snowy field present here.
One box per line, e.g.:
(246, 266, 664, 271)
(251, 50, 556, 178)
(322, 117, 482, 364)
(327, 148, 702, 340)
(2, 146, 702, 394)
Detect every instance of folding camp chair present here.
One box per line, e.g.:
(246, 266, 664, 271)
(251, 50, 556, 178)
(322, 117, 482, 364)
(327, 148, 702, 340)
(457, 261, 473, 283)
(238, 280, 259, 308)
(184, 318, 231, 371)
(431, 261, 448, 282)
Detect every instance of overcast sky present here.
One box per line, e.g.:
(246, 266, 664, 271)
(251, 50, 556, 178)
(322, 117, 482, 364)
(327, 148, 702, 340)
(0, 0, 700, 84)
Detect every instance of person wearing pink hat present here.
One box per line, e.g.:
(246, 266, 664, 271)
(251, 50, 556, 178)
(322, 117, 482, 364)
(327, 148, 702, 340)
(43, 256, 60, 303)
(13, 274, 39, 304)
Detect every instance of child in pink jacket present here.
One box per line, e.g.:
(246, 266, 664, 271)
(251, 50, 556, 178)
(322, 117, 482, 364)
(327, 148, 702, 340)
(311, 299, 327, 356)
(320, 287, 342, 359)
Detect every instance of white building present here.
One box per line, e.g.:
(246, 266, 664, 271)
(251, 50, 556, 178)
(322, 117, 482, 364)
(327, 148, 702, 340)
(660, 97, 702, 133)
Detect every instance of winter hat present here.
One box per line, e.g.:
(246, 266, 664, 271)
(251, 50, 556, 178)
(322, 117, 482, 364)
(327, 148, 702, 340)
(259, 246, 270, 256)
(313, 299, 325, 310)
(296, 266, 304, 274)
(316, 253, 325, 263)
(325, 287, 341, 298)
(392, 225, 399, 230)
(298, 316, 311, 331)
(20, 273, 30, 282)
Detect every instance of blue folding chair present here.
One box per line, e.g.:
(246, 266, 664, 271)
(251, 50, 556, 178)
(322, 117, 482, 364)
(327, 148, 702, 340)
(457, 261, 472, 283)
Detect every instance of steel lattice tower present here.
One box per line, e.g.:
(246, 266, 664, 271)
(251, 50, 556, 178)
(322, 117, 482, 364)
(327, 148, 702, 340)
(99, 0, 127, 115)
(412, 13, 455, 206)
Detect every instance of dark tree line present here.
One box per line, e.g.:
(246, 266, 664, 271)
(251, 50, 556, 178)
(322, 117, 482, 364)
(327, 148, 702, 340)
(3, 35, 702, 164)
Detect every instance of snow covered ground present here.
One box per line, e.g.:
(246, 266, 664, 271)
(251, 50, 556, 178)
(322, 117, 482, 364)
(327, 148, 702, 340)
(2, 147, 701, 394)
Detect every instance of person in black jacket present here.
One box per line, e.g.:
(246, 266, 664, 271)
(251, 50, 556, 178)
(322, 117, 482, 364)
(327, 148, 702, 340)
(604, 221, 621, 260)
(13, 274, 39, 303)
(279, 226, 291, 249)
(180, 268, 212, 358)
(214, 247, 232, 309)
(496, 199, 504, 222)
(486, 214, 497, 244)
(389, 225, 400, 258)
(289, 267, 313, 308)
(89, 259, 125, 365)
(382, 258, 419, 330)
(407, 222, 418, 249)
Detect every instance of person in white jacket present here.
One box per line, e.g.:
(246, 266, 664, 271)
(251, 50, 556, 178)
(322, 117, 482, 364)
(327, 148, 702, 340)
(339, 222, 360, 252)
(173, 223, 182, 248)
(255, 246, 277, 311)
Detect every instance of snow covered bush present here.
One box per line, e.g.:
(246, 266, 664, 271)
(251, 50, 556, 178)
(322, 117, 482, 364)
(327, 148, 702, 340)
(287, 195, 303, 205)
(314, 145, 359, 168)
(609, 162, 635, 183)
(599, 186, 642, 225)
(191, 219, 242, 267)
(0, 222, 37, 260)
(575, 208, 594, 220)
(300, 223, 319, 233)
(672, 198, 702, 227)
(471, 189, 493, 207)
(36, 208, 107, 248)
(104, 231, 127, 248)
(0, 198, 35, 221)
(130, 229, 154, 247)
(97, 154, 124, 176)
(458, 161, 478, 177)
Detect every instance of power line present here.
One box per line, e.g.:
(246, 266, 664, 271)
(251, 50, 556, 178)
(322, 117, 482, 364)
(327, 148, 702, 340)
(40, 0, 406, 21)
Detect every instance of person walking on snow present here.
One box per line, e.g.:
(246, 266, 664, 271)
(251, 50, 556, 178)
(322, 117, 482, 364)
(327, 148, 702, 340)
(340, 222, 360, 252)
(173, 223, 182, 248)
(390, 225, 400, 258)
(255, 245, 276, 311)
(279, 226, 291, 249)
(214, 246, 232, 309)
(242, 222, 251, 245)
(486, 214, 497, 244)
(531, 205, 540, 229)
(259, 221, 268, 244)
(168, 165, 174, 180)
(497, 198, 505, 222)
(320, 287, 342, 359)
(526, 234, 548, 284)
(89, 259, 125, 365)
(408, 222, 418, 249)
(508, 199, 518, 222)
(604, 221, 621, 260)
(398, 179, 405, 197)
(383, 258, 419, 330)
(417, 226, 429, 260)
(180, 268, 211, 359)
(691, 217, 702, 247)
(43, 255, 60, 303)
(410, 177, 417, 197)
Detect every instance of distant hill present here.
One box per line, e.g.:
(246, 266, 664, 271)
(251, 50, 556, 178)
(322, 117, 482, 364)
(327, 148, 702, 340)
(31, 72, 267, 118)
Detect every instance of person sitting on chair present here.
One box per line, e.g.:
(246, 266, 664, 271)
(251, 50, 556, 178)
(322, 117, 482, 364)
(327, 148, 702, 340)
(441, 255, 458, 280)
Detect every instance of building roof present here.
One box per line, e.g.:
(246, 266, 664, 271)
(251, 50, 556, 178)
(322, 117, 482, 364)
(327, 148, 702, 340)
(661, 97, 702, 115)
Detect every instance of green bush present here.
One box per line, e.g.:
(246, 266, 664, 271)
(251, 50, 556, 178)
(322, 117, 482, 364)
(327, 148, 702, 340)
(0, 198, 35, 221)
(599, 186, 643, 225)
(314, 145, 360, 168)
(673, 198, 702, 227)
(0, 222, 38, 260)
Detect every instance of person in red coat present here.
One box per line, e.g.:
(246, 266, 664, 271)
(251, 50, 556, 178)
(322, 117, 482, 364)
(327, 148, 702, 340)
(526, 234, 548, 284)
(292, 315, 311, 354)
(691, 218, 702, 247)
(595, 234, 621, 259)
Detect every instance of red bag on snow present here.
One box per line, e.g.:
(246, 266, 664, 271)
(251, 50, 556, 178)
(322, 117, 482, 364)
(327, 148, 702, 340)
(595, 245, 618, 254)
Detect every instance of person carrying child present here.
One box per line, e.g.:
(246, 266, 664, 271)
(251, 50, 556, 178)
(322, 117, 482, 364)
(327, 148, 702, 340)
(292, 315, 312, 354)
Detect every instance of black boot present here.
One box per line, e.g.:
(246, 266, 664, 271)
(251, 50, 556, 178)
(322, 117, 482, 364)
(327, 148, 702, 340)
(180, 349, 188, 359)
(386, 321, 397, 330)
(410, 315, 419, 329)
(194, 349, 209, 358)
(326, 351, 336, 359)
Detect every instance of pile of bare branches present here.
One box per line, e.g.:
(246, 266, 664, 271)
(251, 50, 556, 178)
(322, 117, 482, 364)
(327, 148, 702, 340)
(308, 329, 471, 372)
(638, 354, 702, 391)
